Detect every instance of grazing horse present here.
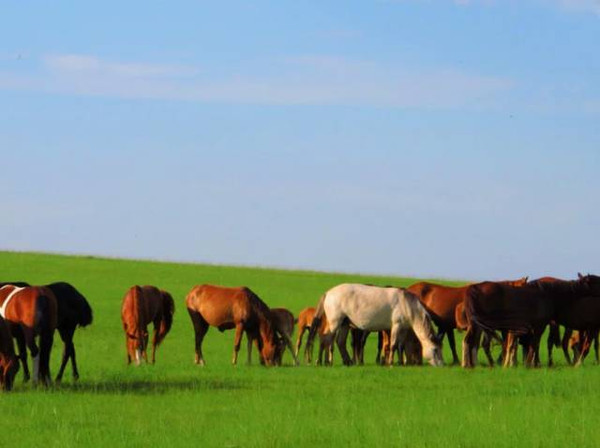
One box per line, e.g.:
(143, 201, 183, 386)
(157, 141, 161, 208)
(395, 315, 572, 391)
(295, 307, 316, 361)
(306, 284, 443, 366)
(185, 284, 278, 366)
(295, 307, 333, 365)
(121, 285, 175, 365)
(1, 281, 93, 381)
(0, 285, 57, 385)
(0, 315, 19, 391)
(462, 275, 600, 368)
(269, 307, 299, 365)
(408, 277, 528, 365)
(376, 329, 423, 366)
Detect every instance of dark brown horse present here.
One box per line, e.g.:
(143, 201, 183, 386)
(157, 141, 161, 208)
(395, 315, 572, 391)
(121, 285, 175, 365)
(0, 285, 57, 385)
(376, 329, 423, 366)
(408, 277, 528, 365)
(267, 307, 298, 365)
(463, 274, 600, 368)
(1, 281, 93, 381)
(185, 284, 278, 366)
(0, 315, 19, 391)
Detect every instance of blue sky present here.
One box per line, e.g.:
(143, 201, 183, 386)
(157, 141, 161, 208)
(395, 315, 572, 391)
(1, 0, 598, 280)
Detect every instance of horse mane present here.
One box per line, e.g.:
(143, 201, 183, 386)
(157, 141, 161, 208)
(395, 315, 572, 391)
(403, 289, 438, 343)
(243, 287, 273, 322)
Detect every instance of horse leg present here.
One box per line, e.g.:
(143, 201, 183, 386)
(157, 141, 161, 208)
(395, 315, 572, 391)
(335, 323, 353, 366)
(295, 326, 305, 359)
(481, 332, 495, 367)
(21, 327, 40, 384)
(188, 310, 209, 366)
(462, 325, 480, 368)
(562, 328, 573, 365)
(443, 328, 459, 366)
(503, 333, 517, 367)
(594, 330, 599, 365)
(232, 323, 245, 365)
(14, 330, 30, 382)
(55, 327, 75, 382)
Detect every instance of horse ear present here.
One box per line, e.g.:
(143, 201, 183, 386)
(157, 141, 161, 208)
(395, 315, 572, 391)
(578, 272, 584, 280)
(524, 276, 529, 283)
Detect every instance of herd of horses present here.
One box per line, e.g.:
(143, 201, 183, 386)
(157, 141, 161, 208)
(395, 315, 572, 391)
(1, 273, 600, 392)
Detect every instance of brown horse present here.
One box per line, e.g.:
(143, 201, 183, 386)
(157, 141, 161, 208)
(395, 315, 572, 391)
(121, 285, 175, 365)
(0, 315, 19, 391)
(269, 307, 299, 365)
(463, 275, 600, 368)
(295, 307, 333, 365)
(295, 307, 316, 361)
(0, 285, 57, 385)
(408, 277, 528, 365)
(0, 281, 93, 381)
(185, 284, 278, 366)
(376, 329, 423, 365)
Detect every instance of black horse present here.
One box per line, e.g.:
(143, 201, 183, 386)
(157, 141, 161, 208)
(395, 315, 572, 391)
(0, 281, 93, 382)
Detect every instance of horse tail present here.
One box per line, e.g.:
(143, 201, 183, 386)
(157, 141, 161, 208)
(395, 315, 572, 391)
(305, 293, 327, 356)
(465, 283, 531, 335)
(132, 286, 146, 351)
(548, 322, 561, 348)
(156, 291, 175, 346)
(78, 294, 93, 328)
(36, 288, 57, 384)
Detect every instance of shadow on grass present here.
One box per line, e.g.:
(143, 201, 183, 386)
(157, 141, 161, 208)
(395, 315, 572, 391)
(22, 378, 249, 395)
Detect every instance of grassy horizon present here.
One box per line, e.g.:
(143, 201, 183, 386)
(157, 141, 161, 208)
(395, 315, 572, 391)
(1, 250, 599, 447)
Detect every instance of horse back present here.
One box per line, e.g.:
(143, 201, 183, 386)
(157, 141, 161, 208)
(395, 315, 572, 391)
(2, 286, 57, 331)
(408, 282, 468, 325)
(185, 284, 255, 327)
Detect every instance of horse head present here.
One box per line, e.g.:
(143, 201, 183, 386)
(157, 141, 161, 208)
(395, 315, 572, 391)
(258, 317, 277, 366)
(1, 355, 20, 391)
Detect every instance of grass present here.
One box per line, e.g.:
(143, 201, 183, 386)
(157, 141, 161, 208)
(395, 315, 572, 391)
(1, 250, 599, 447)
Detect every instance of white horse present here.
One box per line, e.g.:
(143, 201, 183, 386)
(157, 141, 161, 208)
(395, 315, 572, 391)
(308, 283, 443, 366)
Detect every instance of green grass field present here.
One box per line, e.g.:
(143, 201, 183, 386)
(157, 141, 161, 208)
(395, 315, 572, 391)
(1, 251, 599, 447)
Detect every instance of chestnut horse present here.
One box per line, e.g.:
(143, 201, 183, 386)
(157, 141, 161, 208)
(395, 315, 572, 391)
(408, 277, 528, 365)
(1, 281, 93, 381)
(462, 274, 600, 368)
(295, 307, 333, 365)
(121, 285, 175, 365)
(0, 285, 57, 385)
(185, 284, 278, 366)
(0, 315, 19, 391)
(306, 284, 443, 366)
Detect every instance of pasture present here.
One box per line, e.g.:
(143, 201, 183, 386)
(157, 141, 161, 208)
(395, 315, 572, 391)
(1, 251, 599, 447)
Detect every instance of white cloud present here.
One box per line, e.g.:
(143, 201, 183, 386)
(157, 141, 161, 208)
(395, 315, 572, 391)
(0, 53, 513, 109)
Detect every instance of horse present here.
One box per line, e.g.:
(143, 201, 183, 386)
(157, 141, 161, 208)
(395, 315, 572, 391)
(462, 274, 600, 368)
(566, 330, 598, 365)
(306, 284, 443, 366)
(1, 281, 93, 381)
(295, 307, 316, 361)
(269, 307, 299, 365)
(376, 329, 423, 366)
(0, 315, 19, 391)
(185, 284, 278, 366)
(121, 285, 175, 365)
(0, 285, 57, 385)
(408, 277, 528, 365)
